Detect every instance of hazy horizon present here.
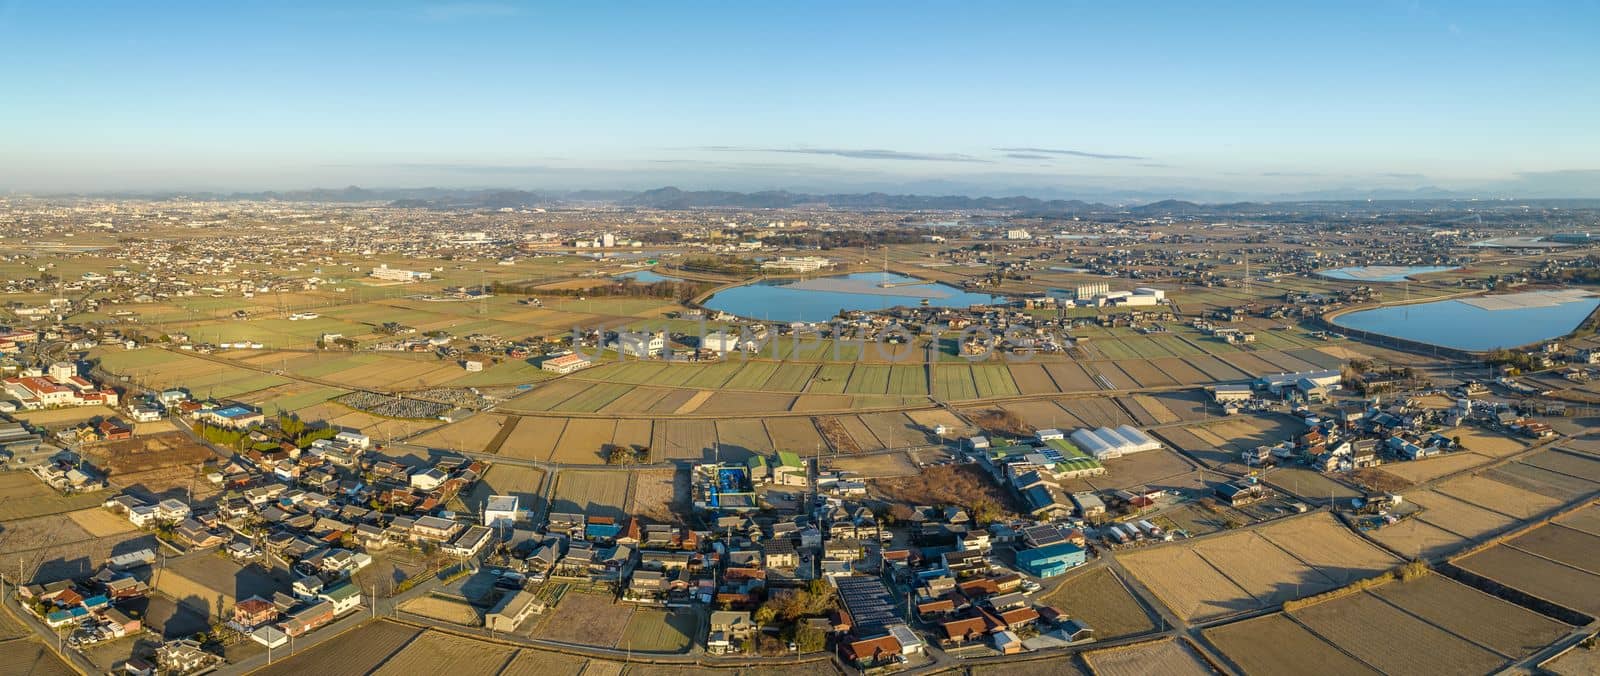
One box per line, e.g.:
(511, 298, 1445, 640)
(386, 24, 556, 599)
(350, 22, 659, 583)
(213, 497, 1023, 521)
(4, 1, 1598, 198)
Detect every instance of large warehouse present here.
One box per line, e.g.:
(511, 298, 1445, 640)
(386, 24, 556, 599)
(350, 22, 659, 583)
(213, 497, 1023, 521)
(1069, 425, 1162, 459)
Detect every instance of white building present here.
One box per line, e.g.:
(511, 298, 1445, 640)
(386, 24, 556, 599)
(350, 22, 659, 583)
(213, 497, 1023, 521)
(760, 256, 832, 273)
(368, 264, 432, 282)
(615, 331, 666, 358)
(483, 495, 520, 528)
(541, 353, 594, 374)
(1069, 426, 1162, 459)
(1004, 229, 1032, 240)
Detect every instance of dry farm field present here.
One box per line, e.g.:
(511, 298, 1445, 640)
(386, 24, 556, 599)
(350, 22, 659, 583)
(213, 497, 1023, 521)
(621, 607, 701, 652)
(627, 468, 684, 522)
(1370, 572, 1572, 658)
(398, 595, 482, 626)
(549, 470, 630, 519)
(250, 619, 423, 676)
(370, 629, 518, 676)
(1082, 638, 1214, 676)
(1204, 613, 1380, 676)
(495, 649, 590, 676)
(1287, 583, 1519, 675)
(1041, 566, 1154, 638)
(1453, 523, 1600, 615)
(531, 591, 633, 646)
(1120, 512, 1399, 621)
(0, 471, 109, 521)
(0, 639, 77, 676)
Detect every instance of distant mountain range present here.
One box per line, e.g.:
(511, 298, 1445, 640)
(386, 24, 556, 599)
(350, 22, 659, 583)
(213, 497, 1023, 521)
(60, 185, 1600, 214)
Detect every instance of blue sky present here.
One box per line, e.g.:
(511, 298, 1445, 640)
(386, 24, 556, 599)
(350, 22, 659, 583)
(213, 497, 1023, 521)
(3, 1, 1598, 198)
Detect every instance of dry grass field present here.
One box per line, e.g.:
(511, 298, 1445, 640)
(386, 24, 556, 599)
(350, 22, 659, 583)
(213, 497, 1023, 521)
(827, 452, 919, 478)
(398, 595, 482, 626)
(1083, 638, 1214, 676)
(532, 591, 633, 647)
(621, 607, 701, 653)
(370, 629, 517, 676)
(251, 619, 423, 676)
(461, 464, 545, 516)
(1118, 544, 1258, 621)
(763, 416, 828, 452)
(627, 468, 684, 522)
(1255, 513, 1401, 585)
(1370, 517, 1465, 560)
(496, 417, 566, 460)
(1433, 474, 1563, 519)
(496, 649, 590, 676)
(0, 471, 109, 522)
(1205, 613, 1380, 676)
(1288, 587, 1509, 675)
(0, 639, 78, 676)
(551, 418, 617, 463)
(410, 413, 509, 452)
(550, 470, 630, 519)
(1371, 572, 1571, 658)
(1123, 513, 1399, 621)
(1376, 452, 1494, 483)
(66, 507, 138, 537)
(652, 419, 717, 461)
(1041, 567, 1154, 639)
(1406, 489, 1517, 539)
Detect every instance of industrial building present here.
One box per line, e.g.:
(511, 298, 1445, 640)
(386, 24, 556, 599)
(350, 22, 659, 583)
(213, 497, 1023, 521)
(1014, 542, 1087, 577)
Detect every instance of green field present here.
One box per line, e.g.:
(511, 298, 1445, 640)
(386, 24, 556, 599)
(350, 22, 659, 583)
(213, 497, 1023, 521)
(971, 364, 1020, 398)
(935, 365, 979, 400)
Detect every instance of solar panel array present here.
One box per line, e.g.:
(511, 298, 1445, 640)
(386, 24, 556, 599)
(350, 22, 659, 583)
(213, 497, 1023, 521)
(835, 576, 899, 633)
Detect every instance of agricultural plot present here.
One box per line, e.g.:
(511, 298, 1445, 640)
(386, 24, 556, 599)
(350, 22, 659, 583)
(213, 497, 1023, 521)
(550, 470, 630, 519)
(1377, 452, 1494, 483)
(1041, 567, 1154, 639)
(845, 364, 892, 395)
(1043, 362, 1100, 392)
(1247, 513, 1398, 583)
(532, 591, 633, 646)
(1205, 614, 1380, 676)
(1486, 462, 1600, 502)
(1082, 638, 1213, 676)
(1521, 447, 1600, 483)
(905, 409, 973, 438)
(806, 364, 854, 394)
(1371, 572, 1572, 658)
(611, 419, 655, 454)
(0, 640, 77, 676)
(0, 471, 109, 521)
(858, 412, 926, 448)
(827, 452, 919, 478)
(696, 391, 795, 414)
(1192, 532, 1337, 607)
(763, 417, 828, 453)
(1081, 449, 1200, 494)
(652, 420, 718, 461)
(621, 607, 701, 653)
(1454, 544, 1600, 616)
(500, 380, 590, 412)
(1147, 357, 1214, 385)
(971, 364, 1021, 397)
(627, 468, 683, 522)
(1506, 523, 1600, 575)
(715, 418, 775, 459)
(1263, 466, 1363, 502)
(933, 365, 979, 400)
(789, 393, 852, 412)
(1556, 503, 1600, 536)
(834, 415, 886, 452)
(398, 595, 481, 625)
(1180, 355, 1250, 382)
(1432, 474, 1562, 519)
(551, 382, 636, 413)
(1113, 359, 1177, 388)
(1118, 544, 1258, 621)
(371, 629, 517, 676)
(497, 650, 590, 676)
(1406, 490, 1517, 539)
(761, 363, 818, 392)
(551, 419, 617, 463)
(1288, 589, 1508, 676)
(888, 364, 928, 396)
(410, 413, 509, 453)
(1126, 395, 1179, 425)
(1009, 363, 1061, 394)
(1066, 398, 1137, 428)
(1371, 518, 1465, 560)
(496, 417, 566, 461)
